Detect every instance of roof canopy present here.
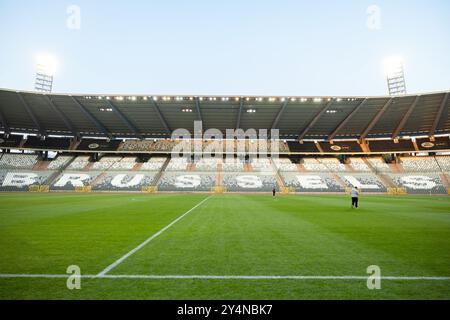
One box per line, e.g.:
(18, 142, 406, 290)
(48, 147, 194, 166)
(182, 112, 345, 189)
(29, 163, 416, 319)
(0, 89, 448, 140)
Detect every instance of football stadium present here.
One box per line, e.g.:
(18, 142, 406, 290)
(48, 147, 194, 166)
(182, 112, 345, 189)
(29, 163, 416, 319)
(1, 89, 450, 299)
(0, 1, 449, 304)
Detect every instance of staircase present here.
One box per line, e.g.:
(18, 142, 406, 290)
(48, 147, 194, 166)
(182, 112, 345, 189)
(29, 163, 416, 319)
(362, 157, 395, 188)
(151, 157, 171, 187)
(331, 173, 347, 189)
(43, 156, 78, 186)
(270, 159, 286, 190)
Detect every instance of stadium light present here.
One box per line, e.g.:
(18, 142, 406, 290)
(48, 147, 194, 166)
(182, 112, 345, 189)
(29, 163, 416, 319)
(383, 56, 407, 95)
(35, 54, 58, 93)
(36, 54, 58, 76)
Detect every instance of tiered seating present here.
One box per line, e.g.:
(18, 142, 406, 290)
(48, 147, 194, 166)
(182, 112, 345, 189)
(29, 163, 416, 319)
(158, 172, 215, 191)
(140, 157, 167, 171)
(338, 174, 386, 192)
(194, 158, 221, 171)
(280, 172, 344, 192)
(367, 157, 391, 172)
(93, 172, 156, 191)
(118, 140, 177, 152)
(0, 154, 38, 169)
(166, 157, 190, 171)
(51, 171, 102, 190)
(91, 157, 122, 171)
(400, 157, 440, 172)
(348, 158, 371, 172)
(67, 156, 90, 170)
(250, 158, 273, 172)
(388, 173, 446, 194)
(47, 155, 74, 170)
(222, 158, 245, 172)
(435, 156, 450, 171)
(223, 173, 278, 192)
(0, 170, 54, 191)
(272, 158, 298, 172)
(110, 157, 137, 170)
(317, 158, 347, 171)
(302, 158, 327, 171)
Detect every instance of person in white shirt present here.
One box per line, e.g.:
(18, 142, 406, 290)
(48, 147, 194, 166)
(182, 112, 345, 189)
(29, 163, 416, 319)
(351, 186, 359, 208)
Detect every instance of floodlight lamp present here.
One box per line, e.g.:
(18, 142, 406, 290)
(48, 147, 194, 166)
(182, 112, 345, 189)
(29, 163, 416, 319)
(36, 54, 58, 76)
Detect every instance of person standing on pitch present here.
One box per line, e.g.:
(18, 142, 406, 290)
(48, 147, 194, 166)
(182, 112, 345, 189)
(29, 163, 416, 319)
(351, 186, 359, 208)
(272, 187, 276, 197)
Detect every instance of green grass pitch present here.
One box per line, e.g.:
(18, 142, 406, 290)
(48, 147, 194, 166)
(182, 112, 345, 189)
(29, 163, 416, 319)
(0, 193, 449, 300)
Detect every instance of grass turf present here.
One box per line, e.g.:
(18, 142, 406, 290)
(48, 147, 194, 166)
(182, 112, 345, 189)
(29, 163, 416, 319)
(0, 193, 449, 299)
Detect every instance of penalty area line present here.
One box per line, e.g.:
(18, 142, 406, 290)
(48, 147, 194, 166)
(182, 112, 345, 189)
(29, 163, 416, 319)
(0, 274, 450, 281)
(96, 195, 213, 277)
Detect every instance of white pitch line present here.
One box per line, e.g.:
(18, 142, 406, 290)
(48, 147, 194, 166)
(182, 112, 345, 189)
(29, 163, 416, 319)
(97, 195, 213, 276)
(1, 274, 450, 280)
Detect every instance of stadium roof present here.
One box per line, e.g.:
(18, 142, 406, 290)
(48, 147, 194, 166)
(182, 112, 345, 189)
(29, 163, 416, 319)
(0, 88, 449, 140)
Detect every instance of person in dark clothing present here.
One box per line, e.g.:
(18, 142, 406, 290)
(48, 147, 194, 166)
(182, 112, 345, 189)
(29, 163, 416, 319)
(272, 187, 276, 197)
(351, 186, 359, 208)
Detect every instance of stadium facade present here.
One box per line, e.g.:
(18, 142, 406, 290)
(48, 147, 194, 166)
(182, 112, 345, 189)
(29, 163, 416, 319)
(0, 88, 449, 195)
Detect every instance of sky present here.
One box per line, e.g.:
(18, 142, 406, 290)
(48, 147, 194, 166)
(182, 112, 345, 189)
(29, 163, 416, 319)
(0, 0, 449, 96)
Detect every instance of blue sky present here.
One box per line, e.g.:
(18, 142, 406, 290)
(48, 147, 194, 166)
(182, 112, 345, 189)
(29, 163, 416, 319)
(0, 0, 449, 96)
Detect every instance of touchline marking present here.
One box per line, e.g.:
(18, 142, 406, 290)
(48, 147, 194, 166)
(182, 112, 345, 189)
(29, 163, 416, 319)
(97, 195, 213, 277)
(1, 274, 450, 280)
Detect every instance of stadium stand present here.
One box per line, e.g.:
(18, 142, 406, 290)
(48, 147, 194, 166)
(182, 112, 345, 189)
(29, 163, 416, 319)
(222, 158, 245, 172)
(91, 156, 122, 170)
(302, 158, 328, 171)
(250, 158, 274, 172)
(338, 173, 387, 192)
(110, 157, 137, 170)
(47, 155, 74, 170)
(0, 153, 38, 169)
(435, 156, 450, 171)
(118, 140, 177, 152)
(348, 158, 371, 172)
(388, 173, 447, 194)
(51, 171, 102, 191)
(1, 89, 450, 195)
(140, 157, 167, 171)
(93, 172, 156, 191)
(166, 157, 190, 171)
(67, 156, 90, 170)
(194, 158, 221, 171)
(367, 157, 392, 172)
(272, 158, 298, 172)
(0, 170, 54, 191)
(223, 173, 278, 192)
(280, 172, 344, 192)
(158, 172, 215, 192)
(317, 158, 347, 171)
(400, 156, 441, 172)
